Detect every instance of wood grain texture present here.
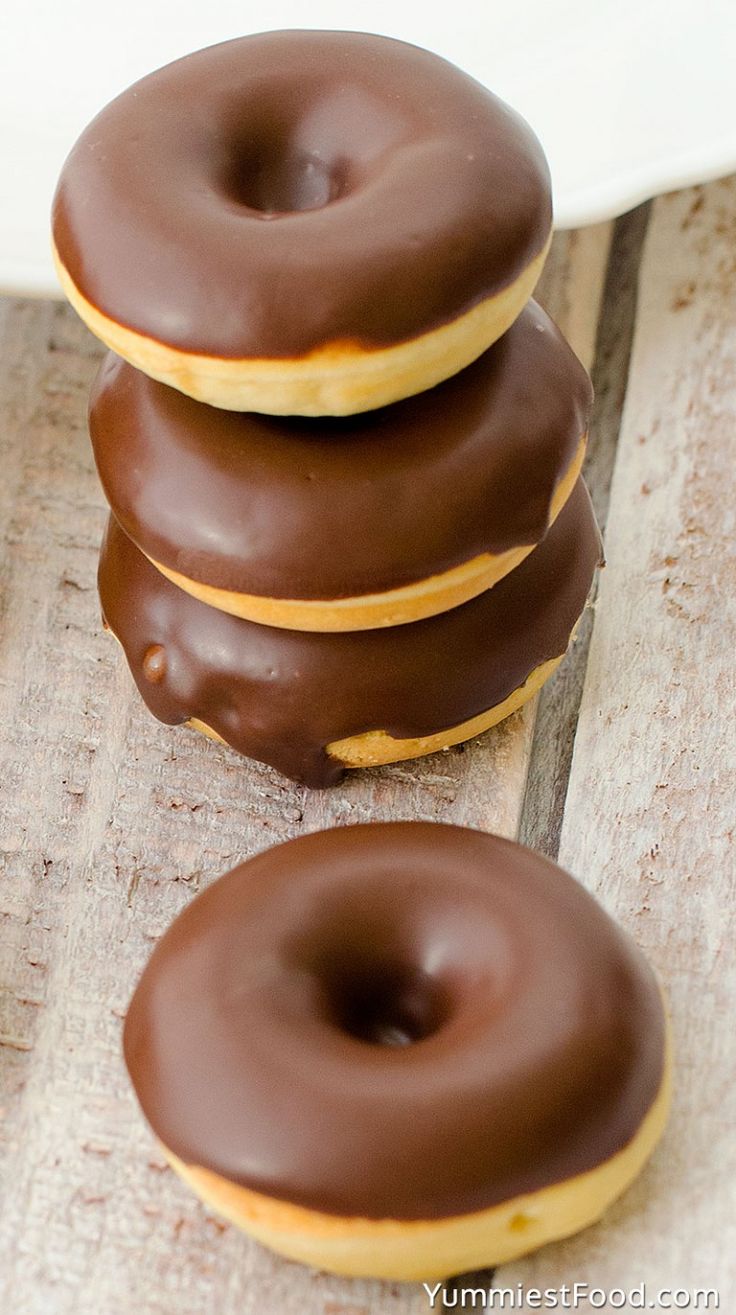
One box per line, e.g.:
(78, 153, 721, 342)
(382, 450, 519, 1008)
(0, 228, 611, 1315)
(505, 179, 736, 1304)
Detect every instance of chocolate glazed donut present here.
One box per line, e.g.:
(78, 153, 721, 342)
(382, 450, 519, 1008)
(123, 823, 671, 1280)
(52, 31, 552, 414)
(98, 480, 602, 787)
(89, 301, 592, 630)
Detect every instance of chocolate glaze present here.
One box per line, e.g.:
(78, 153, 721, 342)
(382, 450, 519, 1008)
(52, 31, 551, 358)
(123, 823, 667, 1220)
(89, 302, 592, 599)
(98, 480, 601, 787)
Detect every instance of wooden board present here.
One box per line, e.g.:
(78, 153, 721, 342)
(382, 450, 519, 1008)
(505, 179, 736, 1303)
(0, 227, 611, 1315)
(520, 202, 652, 858)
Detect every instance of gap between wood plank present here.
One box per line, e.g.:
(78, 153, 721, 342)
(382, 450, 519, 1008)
(518, 202, 652, 862)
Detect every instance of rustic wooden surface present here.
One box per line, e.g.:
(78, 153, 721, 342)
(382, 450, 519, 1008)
(0, 181, 733, 1312)
(506, 177, 736, 1305)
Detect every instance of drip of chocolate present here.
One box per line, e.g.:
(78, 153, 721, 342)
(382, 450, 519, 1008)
(123, 823, 667, 1219)
(53, 31, 551, 357)
(89, 301, 592, 598)
(142, 644, 167, 683)
(98, 479, 602, 787)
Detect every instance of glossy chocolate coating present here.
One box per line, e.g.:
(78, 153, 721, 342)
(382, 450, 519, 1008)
(89, 301, 591, 599)
(123, 823, 666, 1219)
(98, 480, 601, 787)
(52, 31, 551, 358)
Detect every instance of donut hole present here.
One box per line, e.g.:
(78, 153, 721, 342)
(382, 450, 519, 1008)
(224, 145, 351, 215)
(323, 958, 450, 1048)
(219, 85, 410, 216)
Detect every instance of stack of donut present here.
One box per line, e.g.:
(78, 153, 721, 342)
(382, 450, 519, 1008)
(52, 29, 601, 787)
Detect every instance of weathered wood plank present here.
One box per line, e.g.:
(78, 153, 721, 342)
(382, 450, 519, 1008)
(0, 224, 611, 1315)
(520, 204, 651, 858)
(505, 178, 736, 1302)
(534, 222, 613, 374)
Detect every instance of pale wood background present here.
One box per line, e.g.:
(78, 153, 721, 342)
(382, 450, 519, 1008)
(1, 177, 734, 1313)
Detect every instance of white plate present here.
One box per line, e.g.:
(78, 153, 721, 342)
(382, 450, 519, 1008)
(2, 0, 735, 297)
